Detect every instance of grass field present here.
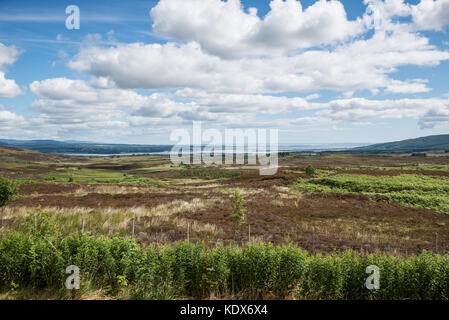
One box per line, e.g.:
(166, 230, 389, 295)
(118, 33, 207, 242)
(2, 146, 449, 299)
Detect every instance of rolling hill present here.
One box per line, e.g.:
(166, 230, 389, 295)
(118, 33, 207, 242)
(353, 134, 449, 152)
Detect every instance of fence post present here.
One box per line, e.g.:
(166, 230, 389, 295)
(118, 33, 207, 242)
(81, 219, 85, 233)
(131, 215, 135, 240)
(248, 224, 251, 243)
(312, 227, 315, 255)
(187, 222, 190, 243)
(435, 233, 438, 253)
(370, 233, 373, 253)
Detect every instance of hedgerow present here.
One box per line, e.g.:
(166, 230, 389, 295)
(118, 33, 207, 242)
(1, 208, 449, 300)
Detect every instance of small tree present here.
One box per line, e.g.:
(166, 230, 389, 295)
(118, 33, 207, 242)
(233, 188, 246, 238)
(305, 165, 316, 176)
(0, 176, 16, 227)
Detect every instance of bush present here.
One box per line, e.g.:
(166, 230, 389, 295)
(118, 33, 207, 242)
(305, 165, 316, 176)
(0, 175, 15, 208)
(2, 216, 449, 300)
(233, 189, 246, 230)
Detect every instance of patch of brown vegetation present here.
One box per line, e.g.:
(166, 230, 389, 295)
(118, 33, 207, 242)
(11, 191, 215, 208)
(173, 189, 449, 255)
(281, 153, 449, 168)
(222, 169, 298, 188)
(18, 183, 81, 195)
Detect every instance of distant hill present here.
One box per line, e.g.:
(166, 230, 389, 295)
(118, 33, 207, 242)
(353, 134, 449, 153)
(0, 139, 172, 155)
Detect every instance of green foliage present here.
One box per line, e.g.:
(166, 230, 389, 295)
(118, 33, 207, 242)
(0, 175, 16, 208)
(41, 168, 166, 187)
(305, 165, 316, 176)
(233, 189, 246, 228)
(22, 206, 56, 238)
(1, 223, 449, 300)
(294, 173, 449, 213)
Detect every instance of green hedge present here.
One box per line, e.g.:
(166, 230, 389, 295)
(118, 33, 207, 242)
(1, 228, 449, 299)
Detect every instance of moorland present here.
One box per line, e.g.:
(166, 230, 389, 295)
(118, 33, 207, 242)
(2, 145, 449, 299)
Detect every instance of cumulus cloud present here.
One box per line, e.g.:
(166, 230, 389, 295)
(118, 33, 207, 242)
(26, 75, 449, 135)
(64, 0, 449, 96)
(150, 0, 363, 58)
(411, 0, 449, 31)
(419, 106, 449, 129)
(67, 29, 449, 94)
(19, 0, 449, 140)
(29, 78, 197, 124)
(0, 42, 22, 98)
(386, 79, 431, 94)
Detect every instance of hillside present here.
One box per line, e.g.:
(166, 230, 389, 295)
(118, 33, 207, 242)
(0, 139, 172, 155)
(353, 134, 449, 152)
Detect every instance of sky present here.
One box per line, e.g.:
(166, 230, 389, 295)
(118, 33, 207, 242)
(0, 0, 448, 144)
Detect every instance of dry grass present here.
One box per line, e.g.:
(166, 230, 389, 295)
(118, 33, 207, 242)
(4, 197, 221, 238)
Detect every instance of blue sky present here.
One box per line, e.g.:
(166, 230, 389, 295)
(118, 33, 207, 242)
(0, 0, 448, 144)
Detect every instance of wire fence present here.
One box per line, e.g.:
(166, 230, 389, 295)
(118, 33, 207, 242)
(2, 215, 444, 257)
(124, 220, 446, 257)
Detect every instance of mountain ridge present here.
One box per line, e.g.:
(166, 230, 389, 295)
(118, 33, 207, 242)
(352, 134, 449, 152)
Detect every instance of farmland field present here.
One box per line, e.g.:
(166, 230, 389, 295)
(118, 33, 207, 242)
(2, 146, 449, 299)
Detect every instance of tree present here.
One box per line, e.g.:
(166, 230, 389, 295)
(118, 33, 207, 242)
(232, 188, 246, 238)
(305, 165, 316, 176)
(0, 176, 16, 227)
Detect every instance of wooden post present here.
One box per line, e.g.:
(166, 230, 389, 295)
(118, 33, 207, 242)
(81, 219, 85, 233)
(187, 222, 190, 243)
(312, 227, 315, 255)
(370, 233, 373, 253)
(131, 215, 135, 240)
(435, 233, 438, 253)
(248, 224, 251, 243)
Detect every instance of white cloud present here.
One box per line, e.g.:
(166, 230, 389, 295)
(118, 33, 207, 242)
(411, 0, 449, 31)
(67, 30, 449, 95)
(29, 78, 195, 124)
(418, 106, 449, 128)
(65, 0, 449, 96)
(386, 79, 431, 94)
(0, 42, 22, 98)
(305, 94, 320, 101)
(10, 0, 449, 141)
(24, 74, 449, 140)
(150, 0, 363, 58)
(0, 108, 25, 134)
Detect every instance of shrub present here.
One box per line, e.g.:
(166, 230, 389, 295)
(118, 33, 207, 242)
(2, 219, 449, 300)
(305, 165, 316, 176)
(232, 189, 246, 231)
(0, 175, 15, 209)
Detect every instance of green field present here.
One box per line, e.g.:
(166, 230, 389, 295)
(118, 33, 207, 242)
(41, 168, 168, 187)
(294, 173, 449, 213)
